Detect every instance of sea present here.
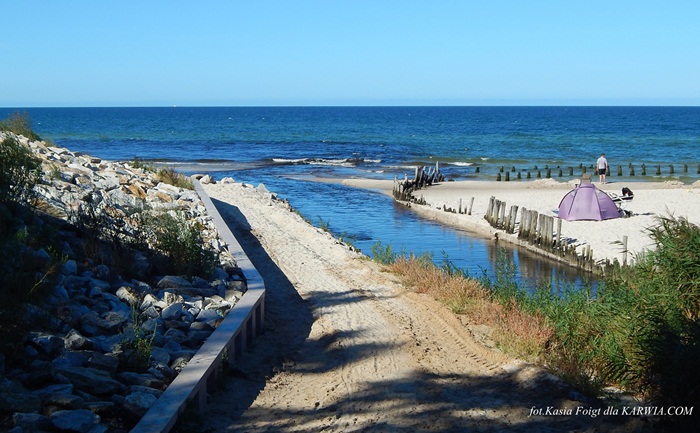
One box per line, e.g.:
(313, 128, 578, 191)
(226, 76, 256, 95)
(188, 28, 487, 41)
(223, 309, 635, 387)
(3, 106, 699, 291)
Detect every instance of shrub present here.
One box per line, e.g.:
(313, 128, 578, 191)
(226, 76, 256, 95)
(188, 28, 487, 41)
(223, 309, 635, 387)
(139, 211, 218, 277)
(371, 240, 398, 265)
(156, 167, 193, 190)
(0, 135, 42, 206)
(594, 216, 700, 408)
(0, 112, 41, 141)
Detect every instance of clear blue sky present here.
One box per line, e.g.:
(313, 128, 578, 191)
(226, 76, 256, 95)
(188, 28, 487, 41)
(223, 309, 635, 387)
(2, 1, 699, 107)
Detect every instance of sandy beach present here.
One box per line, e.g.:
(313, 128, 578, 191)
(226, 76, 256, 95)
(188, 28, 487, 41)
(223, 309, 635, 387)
(196, 179, 657, 432)
(342, 177, 700, 268)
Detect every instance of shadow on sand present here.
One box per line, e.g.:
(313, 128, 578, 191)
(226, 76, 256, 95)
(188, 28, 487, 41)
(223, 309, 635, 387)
(189, 198, 652, 433)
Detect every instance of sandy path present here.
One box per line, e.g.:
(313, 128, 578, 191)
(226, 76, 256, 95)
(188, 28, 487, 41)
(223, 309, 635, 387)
(199, 181, 645, 433)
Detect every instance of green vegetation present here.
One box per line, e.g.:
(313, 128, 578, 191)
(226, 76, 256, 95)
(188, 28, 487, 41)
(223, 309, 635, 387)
(0, 111, 41, 141)
(0, 135, 42, 206)
(131, 157, 194, 189)
(119, 307, 157, 372)
(317, 216, 331, 233)
(0, 113, 216, 356)
(138, 211, 218, 277)
(155, 167, 193, 190)
(377, 215, 700, 428)
(0, 117, 58, 347)
(371, 240, 399, 265)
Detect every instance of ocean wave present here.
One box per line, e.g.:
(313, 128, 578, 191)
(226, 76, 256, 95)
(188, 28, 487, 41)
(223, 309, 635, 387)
(270, 157, 381, 167)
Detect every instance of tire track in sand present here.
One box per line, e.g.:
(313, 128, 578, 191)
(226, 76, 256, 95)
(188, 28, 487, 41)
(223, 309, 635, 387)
(198, 182, 647, 433)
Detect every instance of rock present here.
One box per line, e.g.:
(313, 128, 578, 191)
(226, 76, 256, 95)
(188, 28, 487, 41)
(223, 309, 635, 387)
(62, 259, 79, 276)
(50, 409, 98, 433)
(27, 332, 65, 356)
(2, 135, 248, 431)
(0, 392, 42, 413)
(46, 393, 85, 409)
(150, 347, 171, 366)
(225, 288, 245, 303)
(123, 391, 158, 419)
(190, 321, 215, 332)
(87, 353, 119, 373)
(31, 383, 75, 400)
(195, 308, 222, 323)
(162, 291, 185, 305)
(64, 329, 94, 350)
(157, 275, 192, 289)
(117, 372, 164, 389)
(161, 303, 185, 320)
(12, 413, 51, 431)
(54, 366, 124, 396)
(116, 285, 141, 307)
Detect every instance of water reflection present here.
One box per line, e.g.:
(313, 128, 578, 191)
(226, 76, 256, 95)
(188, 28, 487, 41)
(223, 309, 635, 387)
(207, 171, 597, 294)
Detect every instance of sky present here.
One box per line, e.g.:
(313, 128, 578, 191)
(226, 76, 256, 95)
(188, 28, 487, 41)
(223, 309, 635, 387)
(2, 1, 699, 107)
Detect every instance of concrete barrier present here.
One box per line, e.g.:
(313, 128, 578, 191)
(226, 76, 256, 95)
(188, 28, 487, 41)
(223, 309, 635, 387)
(131, 180, 266, 433)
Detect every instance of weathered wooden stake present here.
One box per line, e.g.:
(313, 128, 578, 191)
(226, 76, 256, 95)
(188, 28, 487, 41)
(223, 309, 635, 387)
(556, 218, 562, 249)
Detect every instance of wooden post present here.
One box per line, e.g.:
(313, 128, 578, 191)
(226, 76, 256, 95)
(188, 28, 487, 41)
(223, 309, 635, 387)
(529, 211, 539, 243)
(622, 235, 628, 266)
(498, 201, 506, 228)
(509, 205, 519, 233)
(556, 218, 562, 249)
(486, 197, 494, 224)
(468, 197, 474, 215)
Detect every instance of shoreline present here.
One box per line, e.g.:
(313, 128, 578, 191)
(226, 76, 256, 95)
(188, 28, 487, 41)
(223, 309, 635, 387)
(333, 177, 700, 268)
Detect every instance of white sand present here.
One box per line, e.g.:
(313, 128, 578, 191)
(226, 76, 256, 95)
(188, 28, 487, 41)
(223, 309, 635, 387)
(198, 180, 647, 432)
(342, 178, 700, 267)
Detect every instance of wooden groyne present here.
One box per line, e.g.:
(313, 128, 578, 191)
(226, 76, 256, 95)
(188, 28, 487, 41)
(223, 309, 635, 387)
(483, 196, 621, 274)
(393, 162, 445, 202)
(494, 163, 700, 181)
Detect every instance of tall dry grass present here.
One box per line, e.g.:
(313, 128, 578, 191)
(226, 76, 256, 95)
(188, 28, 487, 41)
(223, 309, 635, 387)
(389, 253, 553, 362)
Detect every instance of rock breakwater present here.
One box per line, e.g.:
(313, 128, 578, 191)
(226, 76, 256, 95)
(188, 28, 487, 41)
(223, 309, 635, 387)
(1, 133, 246, 432)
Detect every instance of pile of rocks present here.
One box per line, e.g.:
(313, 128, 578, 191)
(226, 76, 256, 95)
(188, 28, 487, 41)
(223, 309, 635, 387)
(0, 133, 246, 432)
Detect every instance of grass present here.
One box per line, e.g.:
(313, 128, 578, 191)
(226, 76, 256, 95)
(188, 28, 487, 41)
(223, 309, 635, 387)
(156, 167, 193, 190)
(375, 215, 700, 429)
(131, 157, 194, 190)
(0, 111, 41, 141)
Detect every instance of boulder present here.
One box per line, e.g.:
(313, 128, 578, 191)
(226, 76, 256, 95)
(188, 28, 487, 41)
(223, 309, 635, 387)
(49, 409, 98, 433)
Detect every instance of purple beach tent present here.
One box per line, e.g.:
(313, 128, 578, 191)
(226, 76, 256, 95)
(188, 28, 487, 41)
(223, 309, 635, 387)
(557, 181, 621, 221)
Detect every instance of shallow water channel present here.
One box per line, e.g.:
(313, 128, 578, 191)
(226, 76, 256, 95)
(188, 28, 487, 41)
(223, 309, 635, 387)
(210, 172, 596, 293)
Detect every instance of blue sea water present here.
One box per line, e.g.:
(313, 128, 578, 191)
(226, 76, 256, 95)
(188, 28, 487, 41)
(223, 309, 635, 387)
(3, 106, 699, 290)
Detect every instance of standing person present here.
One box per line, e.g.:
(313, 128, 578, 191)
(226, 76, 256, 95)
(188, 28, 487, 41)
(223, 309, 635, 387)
(596, 153, 609, 184)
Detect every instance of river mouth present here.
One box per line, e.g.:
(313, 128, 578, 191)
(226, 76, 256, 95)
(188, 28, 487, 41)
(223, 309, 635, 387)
(201, 169, 597, 293)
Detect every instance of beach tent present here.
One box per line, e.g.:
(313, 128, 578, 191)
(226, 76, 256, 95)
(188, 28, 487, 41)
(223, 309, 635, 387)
(557, 183, 621, 221)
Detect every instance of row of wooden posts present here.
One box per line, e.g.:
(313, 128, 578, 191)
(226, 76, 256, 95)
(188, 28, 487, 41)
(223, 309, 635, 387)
(495, 163, 699, 181)
(484, 196, 628, 273)
(392, 162, 633, 274)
